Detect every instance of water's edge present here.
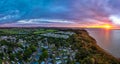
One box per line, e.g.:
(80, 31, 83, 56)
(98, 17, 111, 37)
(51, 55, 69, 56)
(85, 29, 120, 60)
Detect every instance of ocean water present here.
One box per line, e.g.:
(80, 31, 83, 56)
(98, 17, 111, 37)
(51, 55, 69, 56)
(87, 29, 120, 58)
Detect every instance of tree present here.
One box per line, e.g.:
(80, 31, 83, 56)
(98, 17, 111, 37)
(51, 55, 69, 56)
(0, 59, 2, 64)
(30, 45, 37, 52)
(42, 51, 48, 59)
(9, 53, 16, 61)
(23, 48, 32, 61)
(81, 57, 95, 64)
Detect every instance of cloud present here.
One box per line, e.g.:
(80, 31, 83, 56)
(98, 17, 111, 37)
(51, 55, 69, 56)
(0, 15, 18, 21)
(17, 19, 75, 24)
(0, 0, 120, 27)
(109, 15, 120, 25)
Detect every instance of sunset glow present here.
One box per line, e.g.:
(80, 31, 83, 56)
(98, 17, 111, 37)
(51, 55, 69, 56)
(103, 24, 112, 29)
(86, 24, 113, 29)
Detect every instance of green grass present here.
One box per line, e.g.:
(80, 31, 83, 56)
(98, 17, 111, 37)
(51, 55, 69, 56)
(0, 29, 58, 34)
(33, 29, 58, 34)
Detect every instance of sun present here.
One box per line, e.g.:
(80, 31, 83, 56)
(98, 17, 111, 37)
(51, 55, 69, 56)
(103, 24, 112, 29)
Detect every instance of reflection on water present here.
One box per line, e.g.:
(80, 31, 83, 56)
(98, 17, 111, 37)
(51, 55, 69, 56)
(87, 29, 120, 58)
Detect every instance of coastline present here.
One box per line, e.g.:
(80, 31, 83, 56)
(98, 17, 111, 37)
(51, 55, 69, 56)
(89, 31, 120, 61)
(86, 30, 120, 59)
(69, 29, 120, 63)
(85, 29, 120, 60)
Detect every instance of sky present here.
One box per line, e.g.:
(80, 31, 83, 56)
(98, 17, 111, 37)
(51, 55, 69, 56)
(0, 0, 120, 28)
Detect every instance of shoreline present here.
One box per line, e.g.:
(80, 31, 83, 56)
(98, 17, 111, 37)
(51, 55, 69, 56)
(86, 29, 120, 60)
(86, 30, 120, 61)
(70, 29, 120, 63)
